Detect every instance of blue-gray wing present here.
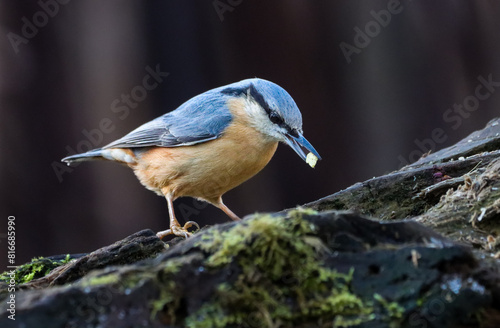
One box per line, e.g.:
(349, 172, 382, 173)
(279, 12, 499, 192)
(103, 91, 233, 149)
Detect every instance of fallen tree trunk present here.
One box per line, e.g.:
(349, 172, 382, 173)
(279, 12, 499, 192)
(306, 117, 500, 254)
(2, 118, 500, 328)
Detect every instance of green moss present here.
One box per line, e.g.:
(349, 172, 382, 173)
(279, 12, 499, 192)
(373, 293, 405, 324)
(0, 254, 72, 284)
(80, 272, 122, 287)
(150, 257, 183, 322)
(187, 210, 372, 327)
(290, 206, 319, 217)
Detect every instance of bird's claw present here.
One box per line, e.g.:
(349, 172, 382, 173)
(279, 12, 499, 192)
(184, 221, 200, 230)
(156, 220, 200, 240)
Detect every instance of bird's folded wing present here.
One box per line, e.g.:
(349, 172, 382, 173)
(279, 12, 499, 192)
(103, 93, 233, 149)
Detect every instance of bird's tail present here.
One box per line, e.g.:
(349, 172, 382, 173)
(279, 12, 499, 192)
(62, 149, 105, 166)
(62, 148, 137, 166)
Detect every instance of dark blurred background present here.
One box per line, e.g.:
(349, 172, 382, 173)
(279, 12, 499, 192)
(1, 1, 500, 268)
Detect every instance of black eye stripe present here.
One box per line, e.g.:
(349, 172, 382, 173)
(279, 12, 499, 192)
(248, 84, 272, 115)
(288, 128, 299, 138)
(247, 84, 288, 127)
(224, 83, 291, 130)
(269, 112, 284, 125)
(220, 86, 246, 97)
(222, 84, 273, 114)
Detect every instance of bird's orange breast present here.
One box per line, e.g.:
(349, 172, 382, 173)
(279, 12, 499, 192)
(129, 97, 278, 204)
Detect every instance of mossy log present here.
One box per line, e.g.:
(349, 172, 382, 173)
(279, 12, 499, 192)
(307, 117, 500, 254)
(2, 119, 500, 327)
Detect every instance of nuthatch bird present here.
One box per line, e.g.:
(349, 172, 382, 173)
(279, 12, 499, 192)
(62, 78, 321, 239)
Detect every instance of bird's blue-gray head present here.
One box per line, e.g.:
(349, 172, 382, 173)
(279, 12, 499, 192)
(220, 78, 321, 165)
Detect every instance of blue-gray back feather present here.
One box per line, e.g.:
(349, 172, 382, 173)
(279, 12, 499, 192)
(104, 90, 233, 149)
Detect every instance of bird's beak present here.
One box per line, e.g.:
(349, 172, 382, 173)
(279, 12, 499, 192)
(284, 131, 322, 164)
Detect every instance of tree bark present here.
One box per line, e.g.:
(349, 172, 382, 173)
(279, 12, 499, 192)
(2, 118, 500, 328)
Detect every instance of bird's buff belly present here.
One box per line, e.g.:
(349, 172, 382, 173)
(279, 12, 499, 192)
(130, 137, 278, 203)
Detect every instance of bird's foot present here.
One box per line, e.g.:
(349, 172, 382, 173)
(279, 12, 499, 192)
(156, 221, 200, 239)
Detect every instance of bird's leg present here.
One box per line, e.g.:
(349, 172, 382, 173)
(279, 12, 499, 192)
(156, 193, 200, 239)
(216, 197, 241, 221)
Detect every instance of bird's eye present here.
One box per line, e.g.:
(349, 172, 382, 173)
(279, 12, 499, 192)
(269, 112, 283, 125)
